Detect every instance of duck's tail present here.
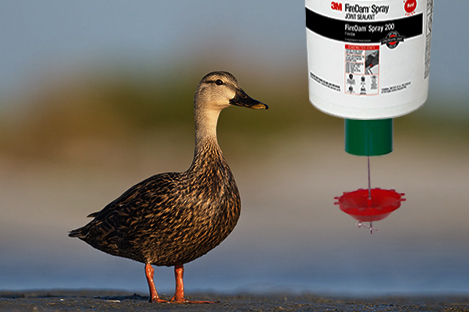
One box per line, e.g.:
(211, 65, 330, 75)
(68, 227, 86, 238)
(69, 212, 97, 238)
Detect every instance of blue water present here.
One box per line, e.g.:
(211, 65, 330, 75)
(2, 222, 468, 297)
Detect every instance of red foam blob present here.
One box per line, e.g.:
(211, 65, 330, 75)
(335, 188, 405, 222)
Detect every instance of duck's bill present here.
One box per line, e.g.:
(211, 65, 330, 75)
(230, 89, 268, 110)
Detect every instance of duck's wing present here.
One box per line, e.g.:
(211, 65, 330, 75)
(85, 179, 148, 219)
(68, 172, 180, 239)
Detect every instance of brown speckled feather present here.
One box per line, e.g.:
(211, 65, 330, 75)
(69, 138, 240, 266)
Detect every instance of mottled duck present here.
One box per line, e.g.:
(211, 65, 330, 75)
(69, 71, 268, 303)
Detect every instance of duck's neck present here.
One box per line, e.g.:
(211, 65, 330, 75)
(190, 108, 224, 169)
(194, 108, 220, 145)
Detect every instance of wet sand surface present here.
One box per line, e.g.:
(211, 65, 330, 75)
(1, 290, 468, 312)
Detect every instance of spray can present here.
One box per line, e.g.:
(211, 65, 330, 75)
(306, 0, 434, 156)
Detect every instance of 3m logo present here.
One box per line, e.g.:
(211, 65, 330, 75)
(331, 1, 342, 11)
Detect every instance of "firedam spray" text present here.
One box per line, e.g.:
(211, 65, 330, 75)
(340, 3, 390, 20)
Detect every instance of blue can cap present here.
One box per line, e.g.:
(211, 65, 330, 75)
(345, 119, 393, 156)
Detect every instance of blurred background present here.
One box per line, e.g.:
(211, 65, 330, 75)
(1, 0, 468, 296)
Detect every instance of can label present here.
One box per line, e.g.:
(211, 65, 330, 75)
(306, 0, 433, 119)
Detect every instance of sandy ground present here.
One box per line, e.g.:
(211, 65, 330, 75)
(1, 290, 469, 312)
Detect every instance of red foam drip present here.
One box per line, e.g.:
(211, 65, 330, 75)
(334, 188, 405, 222)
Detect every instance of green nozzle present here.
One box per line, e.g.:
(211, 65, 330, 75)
(345, 119, 393, 156)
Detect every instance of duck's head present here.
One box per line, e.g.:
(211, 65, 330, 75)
(195, 71, 268, 111)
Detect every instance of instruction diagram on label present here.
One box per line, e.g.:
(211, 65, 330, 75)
(345, 44, 379, 96)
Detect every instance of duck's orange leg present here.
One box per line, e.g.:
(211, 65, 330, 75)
(145, 263, 168, 303)
(170, 264, 218, 304)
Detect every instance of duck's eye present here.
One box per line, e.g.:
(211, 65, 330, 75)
(215, 79, 224, 86)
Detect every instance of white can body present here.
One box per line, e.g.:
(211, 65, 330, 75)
(306, 0, 433, 119)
